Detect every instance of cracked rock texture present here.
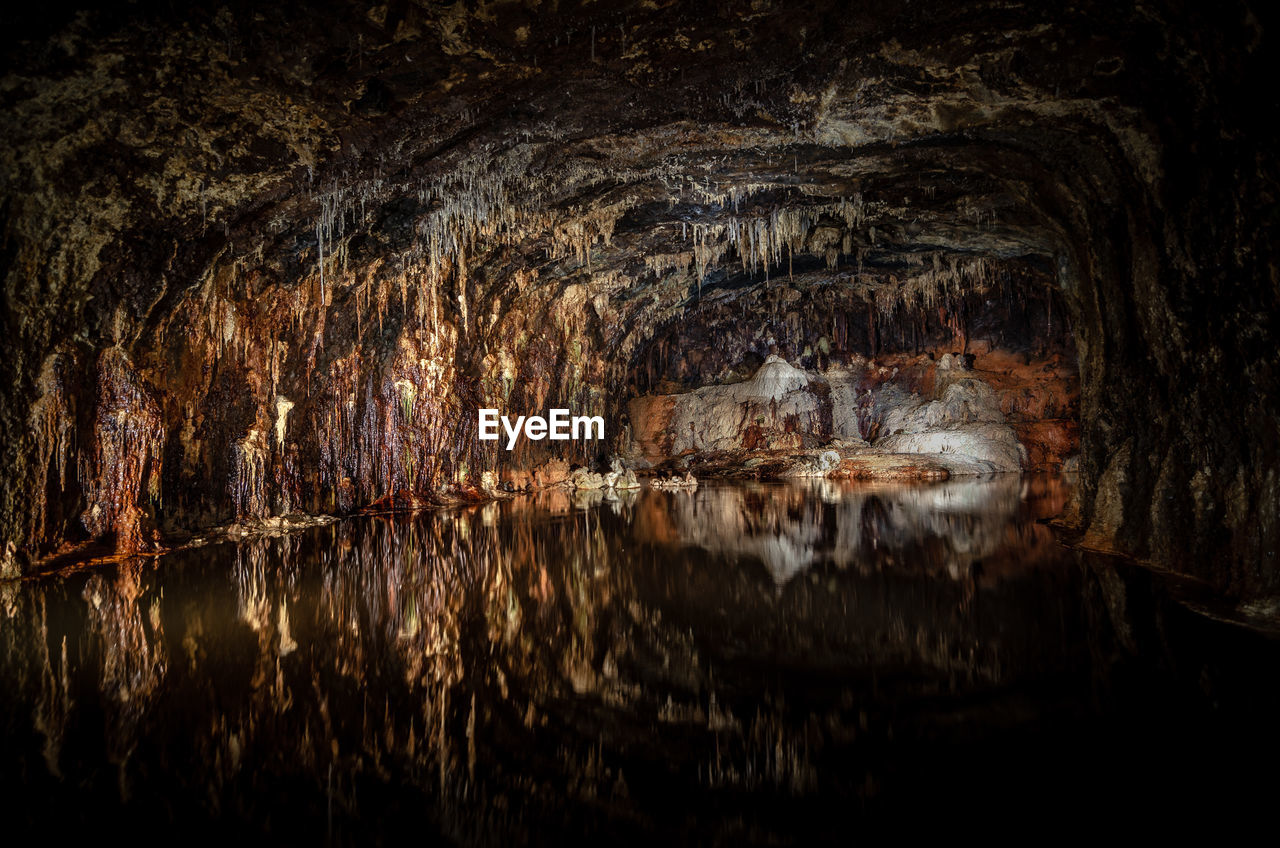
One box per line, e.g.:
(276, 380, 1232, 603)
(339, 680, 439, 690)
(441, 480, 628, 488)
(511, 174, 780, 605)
(1, 0, 1277, 596)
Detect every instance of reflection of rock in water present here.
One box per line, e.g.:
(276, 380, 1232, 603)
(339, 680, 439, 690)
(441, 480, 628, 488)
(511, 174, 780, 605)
(650, 476, 1042, 587)
(80, 561, 168, 770)
(0, 475, 1275, 843)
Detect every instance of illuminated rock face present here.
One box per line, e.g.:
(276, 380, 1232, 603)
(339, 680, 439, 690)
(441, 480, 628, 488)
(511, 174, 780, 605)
(627, 355, 1033, 475)
(1, 2, 1277, 594)
(635, 355, 826, 455)
(875, 379, 1024, 474)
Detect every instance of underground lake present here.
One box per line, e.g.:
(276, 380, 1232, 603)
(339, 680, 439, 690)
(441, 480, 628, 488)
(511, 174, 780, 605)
(2, 476, 1278, 842)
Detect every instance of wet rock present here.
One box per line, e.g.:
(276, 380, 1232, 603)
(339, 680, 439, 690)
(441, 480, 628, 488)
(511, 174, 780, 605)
(875, 426, 1024, 475)
(651, 472, 699, 491)
(604, 456, 642, 491)
(80, 349, 165, 554)
(636, 355, 827, 455)
(616, 470, 642, 490)
(829, 454, 952, 482)
(875, 379, 1023, 474)
(569, 468, 606, 490)
(0, 543, 18, 581)
(533, 460, 572, 489)
(784, 450, 844, 478)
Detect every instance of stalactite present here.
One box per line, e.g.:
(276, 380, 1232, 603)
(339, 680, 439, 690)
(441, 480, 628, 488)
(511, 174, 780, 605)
(229, 412, 271, 521)
(29, 354, 76, 547)
(79, 349, 164, 553)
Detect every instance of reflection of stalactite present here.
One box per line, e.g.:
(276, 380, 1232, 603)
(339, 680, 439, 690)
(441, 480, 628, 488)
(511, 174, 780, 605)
(81, 561, 167, 772)
(32, 595, 72, 778)
(234, 537, 288, 698)
(0, 476, 1098, 836)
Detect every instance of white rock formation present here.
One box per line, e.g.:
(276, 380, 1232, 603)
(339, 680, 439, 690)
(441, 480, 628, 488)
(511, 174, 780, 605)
(569, 468, 606, 490)
(665, 355, 824, 453)
(570, 457, 643, 490)
(874, 378, 1023, 473)
(651, 472, 699, 490)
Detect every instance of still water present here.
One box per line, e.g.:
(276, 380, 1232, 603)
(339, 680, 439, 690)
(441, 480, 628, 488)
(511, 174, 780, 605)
(2, 476, 1277, 841)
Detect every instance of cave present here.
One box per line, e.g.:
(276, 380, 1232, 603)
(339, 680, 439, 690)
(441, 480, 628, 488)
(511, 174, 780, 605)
(2, 0, 1278, 839)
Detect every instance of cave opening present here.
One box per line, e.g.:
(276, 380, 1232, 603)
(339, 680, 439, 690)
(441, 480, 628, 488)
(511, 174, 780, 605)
(2, 0, 1278, 839)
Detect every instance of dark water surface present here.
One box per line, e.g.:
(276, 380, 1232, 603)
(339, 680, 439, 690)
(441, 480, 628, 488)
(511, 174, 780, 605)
(2, 475, 1277, 842)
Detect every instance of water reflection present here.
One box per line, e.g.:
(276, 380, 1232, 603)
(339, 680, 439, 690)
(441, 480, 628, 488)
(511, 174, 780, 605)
(1, 475, 1276, 841)
(642, 476, 1062, 587)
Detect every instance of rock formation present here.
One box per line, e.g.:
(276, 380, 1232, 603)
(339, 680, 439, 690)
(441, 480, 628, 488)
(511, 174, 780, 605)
(629, 351, 1058, 476)
(1, 1, 1277, 596)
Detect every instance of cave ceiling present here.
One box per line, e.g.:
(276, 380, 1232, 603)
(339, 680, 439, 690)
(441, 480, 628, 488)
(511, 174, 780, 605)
(3, 0, 1175, 357)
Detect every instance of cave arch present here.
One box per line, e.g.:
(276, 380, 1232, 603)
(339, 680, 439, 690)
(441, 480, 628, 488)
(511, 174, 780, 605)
(1, 0, 1275, 596)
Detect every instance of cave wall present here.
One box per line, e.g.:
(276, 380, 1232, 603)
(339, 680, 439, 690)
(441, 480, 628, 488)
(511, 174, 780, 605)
(2, 0, 1277, 595)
